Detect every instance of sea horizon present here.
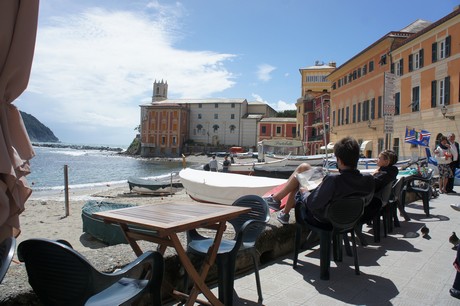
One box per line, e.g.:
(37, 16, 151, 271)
(27, 143, 188, 192)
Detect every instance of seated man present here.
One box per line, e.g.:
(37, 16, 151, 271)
(265, 137, 375, 227)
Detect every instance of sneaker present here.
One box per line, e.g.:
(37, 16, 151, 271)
(277, 211, 290, 225)
(264, 196, 281, 211)
(450, 288, 460, 299)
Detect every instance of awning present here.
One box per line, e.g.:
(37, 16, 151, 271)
(360, 140, 373, 153)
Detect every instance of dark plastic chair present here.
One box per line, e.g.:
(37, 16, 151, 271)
(293, 197, 366, 280)
(389, 176, 407, 228)
(372, 181, 394, 243)
(187, 195, 270, 306)
(401, 168, 434, 217)
(0, 237, 16, 284)
(18, 238, 164, 306)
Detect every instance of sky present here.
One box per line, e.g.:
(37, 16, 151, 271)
(16, 0, 459, 146)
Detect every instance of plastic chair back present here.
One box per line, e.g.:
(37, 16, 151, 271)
(0, 237, 15, 284)
(229, 195, 270, 244)
(390, 177, 405, 204)
(375, 181, 393, 207)
(326, 197, 365, 230)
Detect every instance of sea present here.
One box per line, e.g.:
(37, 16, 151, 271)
(27, 144, 188, 192)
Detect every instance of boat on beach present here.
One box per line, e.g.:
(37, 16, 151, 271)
(127, 175, 183, 194)
(179, 168, 287, 205)
(223, 155, 291, 175)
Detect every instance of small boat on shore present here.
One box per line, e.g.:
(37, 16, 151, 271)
(224, 155, 290, 175)
(179, 168, 287, 205)
(127, 175, 183, 194)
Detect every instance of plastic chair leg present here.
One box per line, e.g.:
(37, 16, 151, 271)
(319, 231, 332, 280)
(250, 249, 263, 303)
(372, 215, 381, 243)
(293, 224, 302, 268)
(350, 231, 360, 275)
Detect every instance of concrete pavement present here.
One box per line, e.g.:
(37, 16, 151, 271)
(193, 187, 460, 305)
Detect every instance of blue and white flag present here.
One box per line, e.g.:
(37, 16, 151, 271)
(405, 126, 431, 147)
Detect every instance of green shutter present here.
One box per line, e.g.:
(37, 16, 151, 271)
(445, 76, 450, 105)
(390, 63, 394, 74)
(446, 36, 451, 57)
(408, 54, 413, 72)
(431, 80, 437, 108)
(400, 59, 404, 75)
(419, 49, 424, 68)
(432, 42, 437, 63)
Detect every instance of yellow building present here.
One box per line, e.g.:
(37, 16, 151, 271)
(297, 61, 335, 149)
(326, 7, 460, 159)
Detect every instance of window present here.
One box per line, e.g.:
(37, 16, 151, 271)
(276, 126, 282, 135)
(231, 103, 235, 108)
(409, 49, 424, 71)
(370, 98, 375, 119)
(396, 59, 404, 76)
(377, 96, 382, 118)
(352, 104, 356, 123)
(231, 114, 235, 119)
(369, 61, 374, 72)
(213, 124, 219, 132)
(198, 114, 202, 119)
(215, 103, 218, 108)
(395, 92, 400, 115)
(196, 124, 203, 131)
(198, 103, 202, 108)
(337, 109, 341, 126)
(432, 36, 451, 62)
(172, 136, 177, 145)
(379, 54, 387, 66)
(261, 126, 266, 134)
(362, 100, 369, 121)
(161, 136, 166, 145)
(431, 77, 451, 107)
(362, 64, 367, 75)
(292, 127, 296, 135)
(214, 114, 218, 119)
(229, 124, 236, 133)
(357, 103, 361, 122)
(411, 86, 420, 112)
(346, 106, 349, 124)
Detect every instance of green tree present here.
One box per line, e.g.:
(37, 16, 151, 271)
(277, 110, 296, 117)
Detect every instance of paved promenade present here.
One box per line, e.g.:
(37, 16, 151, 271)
(185, 187, 460, 305)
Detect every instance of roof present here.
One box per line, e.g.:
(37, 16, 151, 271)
(260, 117, 296, 123)
(140, 98, 247, 106)
(393, 7, 460, 49)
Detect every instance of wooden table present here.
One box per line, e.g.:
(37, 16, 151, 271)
(94, 202, 251, 306)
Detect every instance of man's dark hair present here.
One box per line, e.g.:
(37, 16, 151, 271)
(333, 136, 360, 168)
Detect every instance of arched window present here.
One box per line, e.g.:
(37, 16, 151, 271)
(213, 124, 219, 132)
(229, 125, 236, 133)
(196, 124, 203, 131)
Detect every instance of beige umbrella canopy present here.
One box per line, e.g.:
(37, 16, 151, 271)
(0, 1, 39, 241)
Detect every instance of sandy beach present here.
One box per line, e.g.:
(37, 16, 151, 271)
(15, 154, 215, 253)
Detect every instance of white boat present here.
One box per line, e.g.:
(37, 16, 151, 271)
(325, 157, 412, 170)
(271, 153, 333, 167)
(225, 156, 290, 174)
(179, 168, 287, 205)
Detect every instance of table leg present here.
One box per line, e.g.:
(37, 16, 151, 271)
(170, 222, 226, 306)
(119, 223, 143, 256)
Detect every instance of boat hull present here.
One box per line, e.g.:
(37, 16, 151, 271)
(179, 168, 287, 205)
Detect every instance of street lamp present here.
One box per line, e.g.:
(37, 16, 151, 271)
(441, 105, 455, 120)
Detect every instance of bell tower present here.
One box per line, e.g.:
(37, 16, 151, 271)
(152, 79, 168, 102)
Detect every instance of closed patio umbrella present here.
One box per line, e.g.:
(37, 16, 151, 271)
(0, 1, 39, 241)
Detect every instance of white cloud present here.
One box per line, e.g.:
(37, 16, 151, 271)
(275, 100, 296, 111)
(24, 4, 236, 144)
(256, 64, 276, 82)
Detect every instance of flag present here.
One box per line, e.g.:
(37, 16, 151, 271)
(405, 126, 431, 147)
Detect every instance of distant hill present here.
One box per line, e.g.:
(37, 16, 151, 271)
(20, 111, 59, 143)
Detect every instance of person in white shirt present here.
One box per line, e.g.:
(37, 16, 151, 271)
(447, 132, 459, 194)
(209, 155, 218, 172)
(434, 135, 453, 194)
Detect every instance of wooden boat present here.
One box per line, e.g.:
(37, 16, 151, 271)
(82, 201, 134, 245)
(82, 201, 157, 245)
(127, 175, 183, 194)
(179, 168, 287, 205)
